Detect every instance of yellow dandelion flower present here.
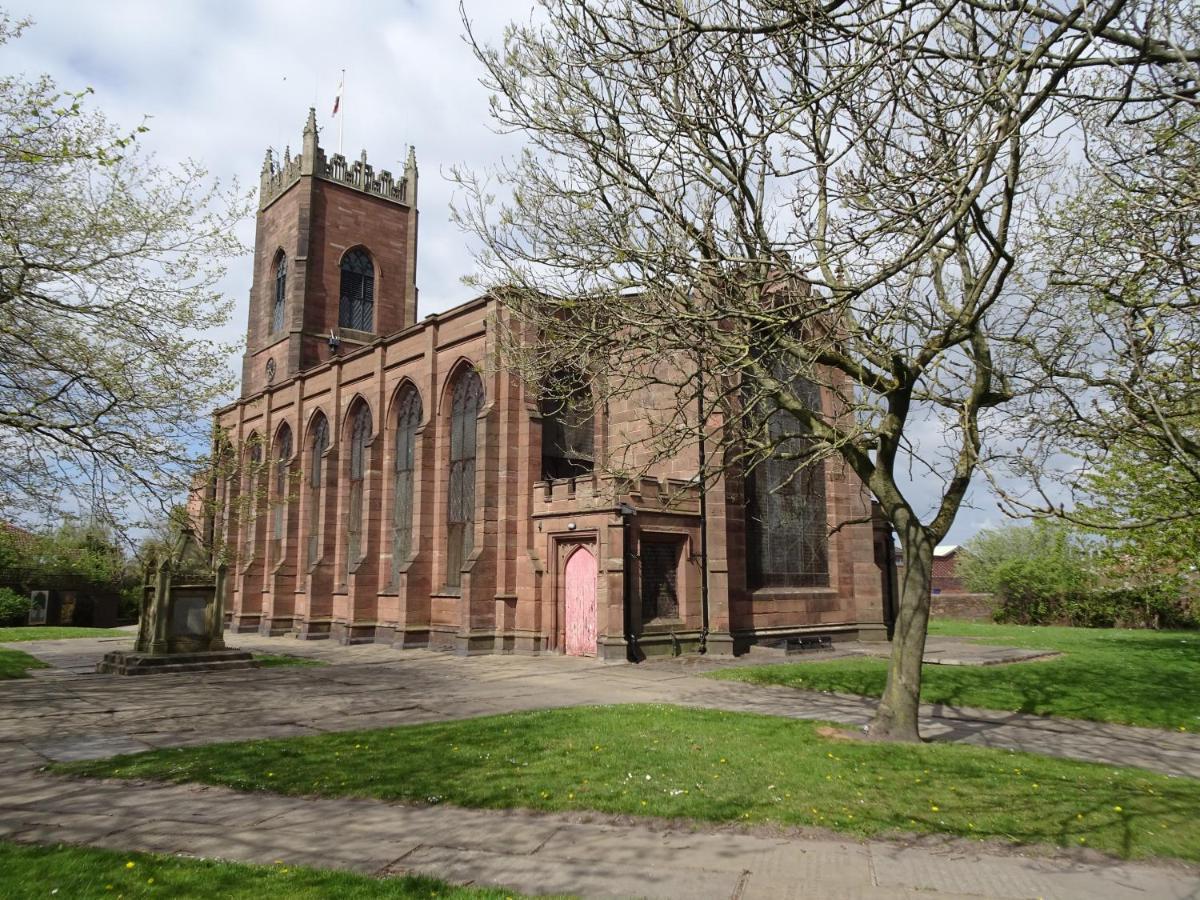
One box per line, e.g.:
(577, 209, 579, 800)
(1113, 805, 1123, 812)
(931, 805, 939, 812)
(125, 862, 135, 869)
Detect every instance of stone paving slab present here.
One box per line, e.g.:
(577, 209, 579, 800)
(2, 774, 1196, 899)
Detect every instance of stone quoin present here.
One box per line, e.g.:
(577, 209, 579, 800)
(208, 109, 896, 659)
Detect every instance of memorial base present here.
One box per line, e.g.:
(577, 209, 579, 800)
(96, 649, 258, 676)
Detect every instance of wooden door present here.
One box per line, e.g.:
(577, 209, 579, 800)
(564, 545, 597, 657)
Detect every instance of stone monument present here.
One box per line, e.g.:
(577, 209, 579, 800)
(98, 526, 257, 675)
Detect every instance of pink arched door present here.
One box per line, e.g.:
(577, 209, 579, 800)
(564, 545, 597, 657)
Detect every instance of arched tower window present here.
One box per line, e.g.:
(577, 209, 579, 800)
(446, 367, 483, 591)
(540, 371, 594, 481)
(307, 414, 329, 568)
(346, 402, 373, 574)
(391, 385, 422, 585)
(271, 424, 292, 561)
(745, 375, 829, 588)
(339, 248, 374, 332)
(272, 252, 287, 334)
(243, 436, 263, 562)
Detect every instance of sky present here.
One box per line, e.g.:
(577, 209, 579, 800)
(5, 0, 1013, 545)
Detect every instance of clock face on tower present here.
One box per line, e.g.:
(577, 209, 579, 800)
(265, 358, 276, 384)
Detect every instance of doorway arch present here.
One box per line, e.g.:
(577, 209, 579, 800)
(563, 544, 597, 657)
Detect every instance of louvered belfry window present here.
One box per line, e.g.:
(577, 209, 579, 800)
(540, 372, 594, 481)
(339, 248, 374, 332)
(346, 404, 372, 574)
(446, 368, 483, 591)
(272, 253, 287, 334)
(307, 414, 329, 568)
(746, 375, 830, 588)
(271, 424, 292, 561)
(392, 386, 422, 585)
(640, 539, 681, 622)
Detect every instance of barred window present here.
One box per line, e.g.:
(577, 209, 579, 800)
(540, 371, 594, 480)
(640, 538, 681, 622)
(346, 403, 372, 573)
(746, 376, 829, 588)
(339, 248, 374, 332)
(272, 252, 287, 334)
(391, 386, 422, 584)
(446, 368, 483, 591)
(307, 414, 329, 568)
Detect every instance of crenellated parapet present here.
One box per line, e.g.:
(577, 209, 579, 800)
(259, 107, 418, 210)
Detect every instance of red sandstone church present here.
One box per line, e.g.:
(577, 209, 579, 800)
(209, 110, 896, 659)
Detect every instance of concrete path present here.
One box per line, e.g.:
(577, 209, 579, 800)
(2, 632, 1199, 898)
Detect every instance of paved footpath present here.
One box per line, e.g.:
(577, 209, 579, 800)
(1, 632, 1198, 899)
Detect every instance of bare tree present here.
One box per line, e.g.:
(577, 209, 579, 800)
(0, 13, 249, 530)
(456, 0, 1197, 740)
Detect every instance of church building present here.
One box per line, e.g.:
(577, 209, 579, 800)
(210, 110, 894, 659)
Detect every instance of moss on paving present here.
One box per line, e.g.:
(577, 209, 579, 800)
(58, 704, 1200, 864)
(709, 620, 1200, 731)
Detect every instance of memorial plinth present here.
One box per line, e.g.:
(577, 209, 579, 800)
(98, 527, 257, 676)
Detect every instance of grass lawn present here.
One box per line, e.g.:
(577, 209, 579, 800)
(0, 626, 129, 641)
(254, 654, 327, 668)
(58, 704, 1200, 863)
(708, 620, 1200, 731)
(0, 647, 49, 679)
(0, 841, 530, 899)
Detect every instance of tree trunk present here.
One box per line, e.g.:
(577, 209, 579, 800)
(869, 529, 935, 742)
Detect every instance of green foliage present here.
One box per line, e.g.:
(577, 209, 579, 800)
(60, 704, 1200, 862)
(0, 15, 249, 526)
(0, 519, 129, 595)
(957, 522, 1198, 628)
(0, 841, 530, 899)
(958, 523, 1095, 624)
(0, 587, 30, 626)
(712, 621, 1200, 731)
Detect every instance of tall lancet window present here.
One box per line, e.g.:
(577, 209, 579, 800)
(307, 414, 329, 568)
(745, 375, 829, 588)
(243, 437, 262, 562)
(271, 424, 292, 562)
(539, 371, 594, 481)
(446, 368, 483, 591)
(272, 252, 287, 334)
(346, 403, 372, 577)
(391, 385, 422, 585)
(339, 248, 374, 332)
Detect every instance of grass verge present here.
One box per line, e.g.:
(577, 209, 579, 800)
(0, 841, 531, 899)
(0, 647, 50, 679)
(57, 704, 1200, 863)
(708, 620, 1200, 731)
(0, 626, 129, 641)
(254, 654, 327, 668)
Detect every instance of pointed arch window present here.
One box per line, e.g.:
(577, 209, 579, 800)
(339, 248, 374, 332)
(272, 252, 287, 334)
(243, 437, 263, 562)
(392, 385, 422, 585)
(540, 371, 594, 481)
(271, 425, 292, 562)
(307, 414, 329, 568)
(346, 403, 373, 574)
(745, 375, 829, 588)
(446, 368, 483, 592)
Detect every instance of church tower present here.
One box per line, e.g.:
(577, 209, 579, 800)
(240, 108, 419, 397)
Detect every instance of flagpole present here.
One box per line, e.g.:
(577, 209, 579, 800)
(337, 68, 345, 157)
